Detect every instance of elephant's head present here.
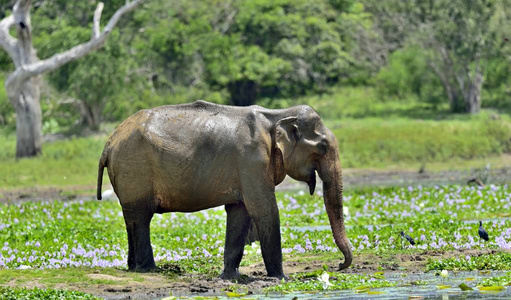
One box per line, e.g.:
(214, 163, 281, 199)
(273, 106, 352, 270)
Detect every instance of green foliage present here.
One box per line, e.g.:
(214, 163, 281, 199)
(0, 286, 99, 300)
(366, 0, 511, 113)
(482, 58, 511, 113)
(131, 0, 368, 106)
(0, 73, 13, 130)
(1, 0, 511, 136)
(374, 47, 443, 106)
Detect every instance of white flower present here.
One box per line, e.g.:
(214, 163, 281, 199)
(440, 270, 448, 278)
(317, 272, 333, 290)
(18, 265, 31, 270)
(343, 206, 349, 217)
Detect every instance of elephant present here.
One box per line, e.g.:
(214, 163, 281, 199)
(96, 100, 352, 279)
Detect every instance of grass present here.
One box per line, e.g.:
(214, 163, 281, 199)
(0, 286, 99, 299)
(334, 117, 511, 168)
(0, 267, 146, 288)
(1, 87, 511, 296)
(0, 134, 108, 189)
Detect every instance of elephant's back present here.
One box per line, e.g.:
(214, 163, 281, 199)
(105, 103, 246, 210)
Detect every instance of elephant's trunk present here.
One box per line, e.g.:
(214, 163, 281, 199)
(318, 140, 352, 270)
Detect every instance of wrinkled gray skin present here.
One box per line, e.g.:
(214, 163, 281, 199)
(97, 100, 352, 279)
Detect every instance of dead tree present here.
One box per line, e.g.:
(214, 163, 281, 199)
(0, 0, 144, 158)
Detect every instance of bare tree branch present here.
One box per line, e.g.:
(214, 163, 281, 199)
(13, 0, 38, 67)
(92, 2, 105, 40)
(0, 14, 18, 63)
(6, 0, 144, 93)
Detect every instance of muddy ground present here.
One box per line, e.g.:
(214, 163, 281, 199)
(2, 249, 499, 299)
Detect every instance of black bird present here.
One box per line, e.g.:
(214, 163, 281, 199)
(478, 221, 489, 241)
(401, 231, 416, 245)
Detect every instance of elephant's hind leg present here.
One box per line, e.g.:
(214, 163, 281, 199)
(220, 202, 251, 280)
(126, 224, 135, 270)
(123, 208, 156, 272)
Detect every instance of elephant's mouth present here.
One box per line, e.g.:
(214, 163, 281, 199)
(307, 166, 317, 195)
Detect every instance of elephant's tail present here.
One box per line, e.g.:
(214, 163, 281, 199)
(97, 148, 108, 200)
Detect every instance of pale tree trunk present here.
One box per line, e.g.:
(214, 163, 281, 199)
(466, 77, 483, 114)
(11, 78, 42, 156)
(464, 68, 484, 114)
(0, 0, 144, 158)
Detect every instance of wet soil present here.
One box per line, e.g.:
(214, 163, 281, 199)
(2, 249, 499, 299)
(278, 167, 511, 192)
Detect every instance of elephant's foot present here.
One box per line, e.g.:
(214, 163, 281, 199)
(133, 264, 157, 273)
(219, 269, 241, 280)
(131, 259, 156, 273)
(267, 271, 288, 281)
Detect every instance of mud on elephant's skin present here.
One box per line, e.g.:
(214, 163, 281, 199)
(97, 100, 352, 279)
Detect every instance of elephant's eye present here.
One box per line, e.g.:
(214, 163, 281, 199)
(292, 125, 301, 142)
(318, 139, 328, 155)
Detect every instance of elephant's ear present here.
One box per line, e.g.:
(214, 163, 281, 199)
(272, 116, 297, 185)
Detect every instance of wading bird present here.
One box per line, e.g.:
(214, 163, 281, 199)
(400, 231, 415, 246)
(478, 221, 489, 242)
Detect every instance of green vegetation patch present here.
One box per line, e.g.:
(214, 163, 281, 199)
(1, 185, 510, 272)
(266, 270, 394, 292)
(0, 286, 99, 300)
(0, 134, 108, 189)
(480, 274, 511, 287)
(427, 252, 511, 271)
(335, 118, 511, 168)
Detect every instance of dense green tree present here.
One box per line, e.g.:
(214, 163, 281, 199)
(133, 0, 368, 106)
(364, 0, 510, 114)
(3, 0, 511, 142)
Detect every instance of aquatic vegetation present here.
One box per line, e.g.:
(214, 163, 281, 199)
(0, 286, 99, 299)
(266, 272, 395, 292)
(427, 253, 511, 271)
(1, 185, 511, 270)
(479, 274, 511, 287)
(0, 184, 511, 295)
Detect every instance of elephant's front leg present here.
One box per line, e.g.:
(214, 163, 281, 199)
(251, 204, 285, 279)
(220, 202, 251, 280)
(241, 181, 286, 279)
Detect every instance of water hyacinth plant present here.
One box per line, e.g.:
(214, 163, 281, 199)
(0, 184, 511, 296)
